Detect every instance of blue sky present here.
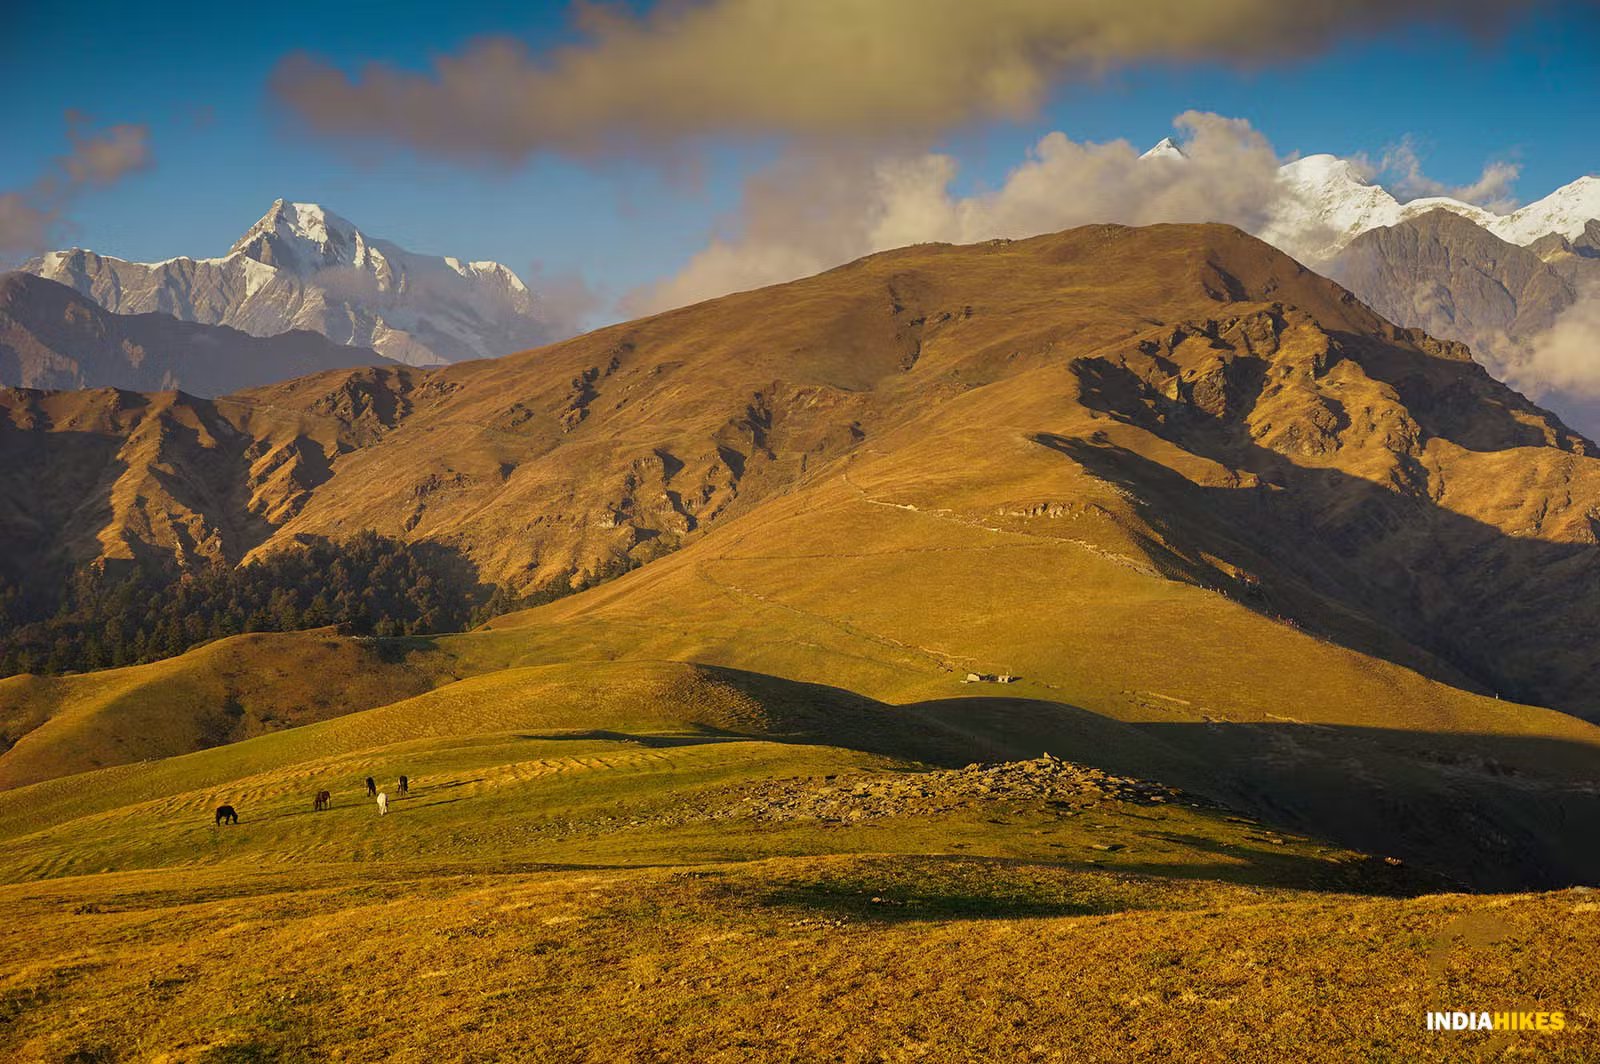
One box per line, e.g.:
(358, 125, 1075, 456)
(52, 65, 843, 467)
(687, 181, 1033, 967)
(4, 1, 1596, 317)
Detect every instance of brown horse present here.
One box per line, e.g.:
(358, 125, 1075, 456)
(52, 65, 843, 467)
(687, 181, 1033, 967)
(366, 776, 377, 797)
(313, 790, 332, 811)
(398, 775, 409, 796)
(214, 805, 238, 825)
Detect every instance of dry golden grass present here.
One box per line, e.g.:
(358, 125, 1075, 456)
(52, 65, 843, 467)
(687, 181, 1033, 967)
(0, 657, 1593, 1060)
(4, 857, 1597, 1062)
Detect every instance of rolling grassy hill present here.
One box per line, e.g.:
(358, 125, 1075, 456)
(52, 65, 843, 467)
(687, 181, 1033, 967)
(0, 631, 452, 790)
(0, 657, 1591, 1060)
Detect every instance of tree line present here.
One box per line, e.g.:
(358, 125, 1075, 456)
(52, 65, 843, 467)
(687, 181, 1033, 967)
(0, 532, 561, 678)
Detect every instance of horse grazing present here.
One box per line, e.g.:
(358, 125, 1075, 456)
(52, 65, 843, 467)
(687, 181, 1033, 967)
(313, 790, 332, 811)
(398, 775, 409, 796)
(366, 776, 377, 797)
(376, 792, 388, 816)
(214, 805, 238, 826)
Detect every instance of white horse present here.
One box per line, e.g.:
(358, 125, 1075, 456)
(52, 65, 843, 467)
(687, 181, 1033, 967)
(376, 791, 388, 816)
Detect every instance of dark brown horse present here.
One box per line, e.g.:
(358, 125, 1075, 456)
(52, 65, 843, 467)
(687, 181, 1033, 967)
(366, 776, 377, 797)
(214, 805, 238, 825)
(398, 775, 409, 796)
(313, 790, 332, 811)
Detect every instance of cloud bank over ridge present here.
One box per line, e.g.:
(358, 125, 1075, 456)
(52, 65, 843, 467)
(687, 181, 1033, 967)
(630, 113, 1298, 314)
(274, 0, 1519, 160)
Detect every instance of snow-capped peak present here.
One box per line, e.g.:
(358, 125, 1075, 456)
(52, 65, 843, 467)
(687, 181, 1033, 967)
(228, 199, 370, 274)
(1264, 155, 1406, 261)
(265, 200, 358, 248)
(1140, 137, 1186, 161)
(220, 200, 536, 304)
(27, 200, 550, 367)
(1279, 153, 1369, 185)
(1265, 152, 1600, 259)
(1491, 175, 1600, 244)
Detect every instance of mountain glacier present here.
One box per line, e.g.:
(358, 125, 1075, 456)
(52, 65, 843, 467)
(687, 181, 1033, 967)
(25, 200, 550, 367)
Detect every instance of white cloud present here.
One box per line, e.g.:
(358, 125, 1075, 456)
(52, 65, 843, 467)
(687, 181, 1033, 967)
(0, 115, 152, 264)
(1380, 137, 1521, 212)
(630, 112, 1295, 313)
(1498, 291, 1600, 400)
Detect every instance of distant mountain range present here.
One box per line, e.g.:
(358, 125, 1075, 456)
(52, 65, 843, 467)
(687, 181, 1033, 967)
(1263, 153, 1600, 261)
(1334, 207, 1592, 344)
(0, 271, 396, 396)
(24, 200, 550, 368)
(13, 164, 1599, 438)
(1327, 209, 1600, 426)
(1138, 145, 1600, 435)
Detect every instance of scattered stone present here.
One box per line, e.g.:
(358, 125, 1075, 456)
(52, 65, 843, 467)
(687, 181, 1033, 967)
(710, 756, 1210, 824)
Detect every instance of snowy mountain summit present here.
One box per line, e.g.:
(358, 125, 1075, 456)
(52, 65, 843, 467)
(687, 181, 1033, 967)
(1140, 137, 1187, 161)
(27, 200, 549, 366)
(1134, 139, 1600, 264)
(1257, 154, 1600, 262)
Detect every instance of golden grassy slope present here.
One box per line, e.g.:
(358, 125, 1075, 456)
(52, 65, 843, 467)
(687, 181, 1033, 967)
(6, 860, 1596, 1063)
(467, 432, 1600, 889)
(0, 655, 1590, 1061)
(0, 659, 1201, 862)
(0, 631, 447, 790)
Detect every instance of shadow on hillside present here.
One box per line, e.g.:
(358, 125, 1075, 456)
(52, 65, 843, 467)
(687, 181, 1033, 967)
(686, 664, 1600, 893)
(1038, 406, 1600, 720)
(0, 423, 128, 598)
(718, 851, 1435, 925)
(1117, 830, 1448, 895)
(1134, 720, 1600, 893)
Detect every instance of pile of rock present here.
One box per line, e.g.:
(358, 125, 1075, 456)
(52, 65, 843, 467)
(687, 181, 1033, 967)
(721, 754, 1204, 824)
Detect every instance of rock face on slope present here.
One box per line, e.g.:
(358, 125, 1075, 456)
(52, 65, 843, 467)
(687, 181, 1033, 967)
(1329, 209, 1600, 435)
(6, 222, 1600, 718)
(0, 272, 395, 396)
(24, 200, 549, 367)
(1528, 219, 1600, 263)
(1332, 209, 1580, 346)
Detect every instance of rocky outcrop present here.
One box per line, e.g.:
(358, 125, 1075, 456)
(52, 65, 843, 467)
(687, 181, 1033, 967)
(1333, 210, 1584, 346)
